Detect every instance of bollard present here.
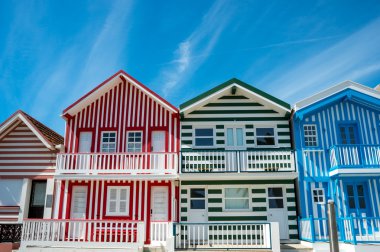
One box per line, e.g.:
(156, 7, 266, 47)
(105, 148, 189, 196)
(328, 200, 339, 252)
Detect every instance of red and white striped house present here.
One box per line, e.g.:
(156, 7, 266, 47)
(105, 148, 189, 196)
(20, 70, 180, 251)
(0, 110, 63, 245)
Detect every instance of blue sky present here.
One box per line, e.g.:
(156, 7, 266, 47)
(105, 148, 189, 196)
(1, 0, 380, 134)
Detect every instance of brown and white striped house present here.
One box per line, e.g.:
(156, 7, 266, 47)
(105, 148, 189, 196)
(0, 110, 63, 224)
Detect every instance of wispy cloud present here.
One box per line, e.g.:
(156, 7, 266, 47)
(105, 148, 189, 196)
(248, 17, 380, 104)
(157, 0, 235, 97)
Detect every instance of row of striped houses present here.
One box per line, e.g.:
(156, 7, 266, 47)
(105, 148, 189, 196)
(0, 70, 379, 252)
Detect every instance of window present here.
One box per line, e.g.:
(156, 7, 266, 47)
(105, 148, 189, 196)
(226, 127, 244, 149)
(194, 128, 214, 147)
(256, 127, 275, 146)
(225, 188, 249, 210)
(312, 188, 325, 204)
(127, 131, 142, 152)
(303, 124, 318, 147)
(268, 187, 284, 208)
(190, 188, 205, 209)
(106, 186, 130, 216)
(339, 124, 358, 144)
(101, 132, 117, 152)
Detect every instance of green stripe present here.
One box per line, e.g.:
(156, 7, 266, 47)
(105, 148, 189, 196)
(181, 140, 192, 144)
(287, 197, 296, 202)
(288, 215, 297, 220)
(246, 140, 255, 144)
(209, 216, 267, 221)
(289, 234, 298, 239)
(279, 139, 291, 143)
(181, 125, 192, 129)
(245, 125, 254, 128)
(287, 206, 296, 211)
(208, 189, 222, 194)
(278, 132, 290, 136)
(252, 207, 267, 211)
(216, 132, 224, 137)
(208, 207, 223, 212)
(277, 124, 289, 128)
(181, 117, 289, 122)
(246, 132, 254, 136)
(216, 140, 224, 144)
(218, 95, 249, 100)
(182, 180, 294, 185)
(286, 188, 295, 193)
(181, 133, 192, 137)
(189, 110, 278, 115)
(252, 189, 266, 193)
(216, 125, 224, 129)
(252, 198, 266, 203)
(205, 102, 263, 107)
(289, 225, 298, 230)
(181, 207, 187, 212)
(181, 216, 187, 221)
(181, 198, 187, 203)
(208, 198, 222, 203)
(181, 189, 187, 194)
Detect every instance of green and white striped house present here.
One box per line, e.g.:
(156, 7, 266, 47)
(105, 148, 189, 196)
(178, 78, 298, 244)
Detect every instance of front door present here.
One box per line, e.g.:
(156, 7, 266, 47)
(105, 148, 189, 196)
(188, 188, 208, 243)
(70, 186, 88, 238)
(267, 187, 289, 240)
(338, 124, 359, 144)
(28, 180, 47, 218)
(152, 131, 166, 170)
(151, 186, 168, 221)
(346, 183, 370, 217)
(79, 132, 92, 152)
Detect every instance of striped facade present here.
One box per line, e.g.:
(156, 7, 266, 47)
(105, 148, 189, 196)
(55, 70, 180, 244)
(293, 81, 380, 219)
(179, 79, 298, 240)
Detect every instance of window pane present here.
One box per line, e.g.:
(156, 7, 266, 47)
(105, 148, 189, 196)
(357, 185, 364, 196)
(257, 137, 275, 146)
(32, 183, 46, 206)
(236, 128, 244, 146)
(348, 197, 356, 208)
(190, 200, 205, 209)
(347, 186, 354, 196)
(195, 128, 213, 137)
(226, 128, 234, 146)
(256, 128, 274, 136)
(195, 138, 213, 146)
(359, 197, 366, 209)
(225, 199, 249, 209)
(269, 199, 284, 208)
(268, 188, 283, 197)
(190, 189, 205, 198)
(226, 188, 248, 198)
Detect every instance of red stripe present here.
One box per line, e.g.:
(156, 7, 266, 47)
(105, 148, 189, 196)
(0, 163, 55, 167)
(0, 156, 54, 160)
(0, 168, 55, 172)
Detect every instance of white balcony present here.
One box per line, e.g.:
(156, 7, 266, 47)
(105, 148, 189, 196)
(56, 152, 178, 175)
(181, 150, 295, 173)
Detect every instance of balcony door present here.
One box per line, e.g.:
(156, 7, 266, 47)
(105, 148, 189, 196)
(152, 131, 166, 170)
(79, 132, 92, 152)
(70, 186, 88, 239)
(226, 127, 245, 150)
(345, 183, 370, 217)
(28, 180, 47, 218)
(338, 124, 359, 145)
(151, 186, 168, 221)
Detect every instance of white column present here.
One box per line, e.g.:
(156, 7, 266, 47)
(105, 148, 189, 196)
(270, 222, 281, 252)
(43, 178, 55, 219)
(18, 178, 31, 222)
(52, 180, 61, 219)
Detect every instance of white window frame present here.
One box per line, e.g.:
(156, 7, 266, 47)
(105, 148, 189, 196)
(312, 188, 325, 204)
(126, 131, 143, 152)
(223, 187, 250, 211)
(106, 186, 130, 216)
(225, 126, 246, 150)
(193, 127, 215, 149)
(101, 131, 117, 153)
(255, 126, 277, 148)
(303, 124, 318, 147)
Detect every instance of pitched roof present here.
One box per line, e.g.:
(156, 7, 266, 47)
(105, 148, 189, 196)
(63, 70, 178, 116)
(294, 80, 380, 112)
(0, 110, 63, 150)
(179, 78, 291, 112)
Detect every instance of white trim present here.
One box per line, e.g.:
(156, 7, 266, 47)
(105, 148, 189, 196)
(105, 186, 131, 216)
(303, 124, 318, 147)
(192, 126, 216, 149)
(312, 188, 325, 204)
(126, 130, 143, 152)
(100, 131, 117, 153)
(294, 80, 380, 111)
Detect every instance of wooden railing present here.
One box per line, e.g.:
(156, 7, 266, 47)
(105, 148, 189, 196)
(56, 153, 178, 175)
(181, 150, 295, 173)
(330, 145, 380, 170)
(299, 216, 380, 244)
(174, 222, 272, 249)
(150, 221, 172, 244)
(21, 219, 144, 249)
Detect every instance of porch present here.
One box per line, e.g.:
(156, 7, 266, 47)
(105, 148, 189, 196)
(56, 152, 178, 175)
(299, 216, 380, 244)
(181, 150, 295, 173)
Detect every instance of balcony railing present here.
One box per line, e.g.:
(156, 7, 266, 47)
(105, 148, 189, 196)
(330, 145, 380, 170)
(21, 219, 144, 249)
(56, 153, 178, 175)
(181, 150, 295, 173)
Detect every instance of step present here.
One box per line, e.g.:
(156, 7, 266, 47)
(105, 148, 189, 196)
(281, 243, 313, 252)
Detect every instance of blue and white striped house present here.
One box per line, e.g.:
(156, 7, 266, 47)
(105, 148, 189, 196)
(293, 81, 380, 245)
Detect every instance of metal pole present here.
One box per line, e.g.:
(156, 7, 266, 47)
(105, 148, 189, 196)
(328, 199, 339, 252)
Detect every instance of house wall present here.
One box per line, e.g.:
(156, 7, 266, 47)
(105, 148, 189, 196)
(179, 180, 298, 239)
(64, 77, 179, 154)
(294, 96, 380, 218)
